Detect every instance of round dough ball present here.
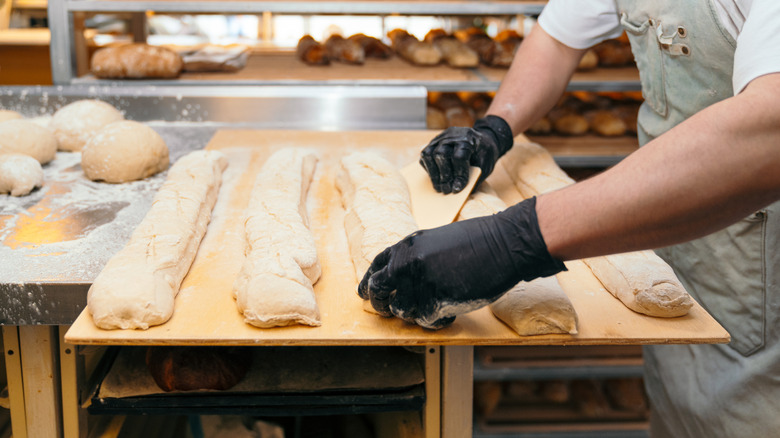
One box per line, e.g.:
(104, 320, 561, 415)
(81, 120, 169, 183)
(0, 119, 58, 164)
(0, 109, 23, 122)
(0, 153, 44, 197)
(49, 100, 124, 152)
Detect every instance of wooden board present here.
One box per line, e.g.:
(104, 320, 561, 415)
(401, 162, 480, 229)
(65, 130, 728, 346)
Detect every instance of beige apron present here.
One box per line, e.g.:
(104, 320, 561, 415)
(615, 1, 780, 436)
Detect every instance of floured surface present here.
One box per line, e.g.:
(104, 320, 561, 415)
(65, 130, 728, 346)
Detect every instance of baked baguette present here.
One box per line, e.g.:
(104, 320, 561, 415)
(91, 43, 183, 79)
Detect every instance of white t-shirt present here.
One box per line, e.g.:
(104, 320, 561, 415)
(538, 0, 780, 94)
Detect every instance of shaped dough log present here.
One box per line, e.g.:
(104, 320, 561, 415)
(500, 141, 693, 317)
(490, 277, 578, 335)
(0, 153, 43, 196)
(233, 148, 322, 328)
(335, 152, 418, 313)
(87, 150, 228, 330)
(457, 187, 578, 335)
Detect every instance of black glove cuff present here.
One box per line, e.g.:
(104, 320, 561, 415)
(473, 115, 514, 157)
(495, 197, 567, 281)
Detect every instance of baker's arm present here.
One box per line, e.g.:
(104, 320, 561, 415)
(420, 25, 586, 193)
(539, 73, 780, 260)
(486, 25, 586, 134)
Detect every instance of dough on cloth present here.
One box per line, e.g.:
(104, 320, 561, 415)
(81, 120, 170, 183)
(500, 140, 693, 317)
(0, 119, 58, 164)
(457, 187, 578, 335)
(335, 151, 418, 314)
(49, 99, 124, 152)
(232, 148, 322, 328)
(0, 153, 43, 196)
(87, 150, 228, 330)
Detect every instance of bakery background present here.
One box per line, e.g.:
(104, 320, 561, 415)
(0, 2, 704, 438)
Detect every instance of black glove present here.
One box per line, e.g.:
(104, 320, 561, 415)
(358, 197, 566, 329)
(420, 115, 514, 194)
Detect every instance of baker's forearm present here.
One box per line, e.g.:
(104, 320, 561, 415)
(487, 25, 586, 135)
(537, 73, 780, 260)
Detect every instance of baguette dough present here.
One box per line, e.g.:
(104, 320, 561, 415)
(87, 150, 228, 330)
(490, 276, 579, 336)
(457, 187, 578, 335)
(500, 141, 693, 317)
(335, 152, 418, 313)
(81, 120, 170, 183)
(0, 153, 43, 196)
(0, 110, 23, 122)
(233, 148, 322, 328)
(50, 100, 124, 152)
(0, 119, 58, 164)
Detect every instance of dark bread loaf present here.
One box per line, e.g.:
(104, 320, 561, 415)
(325, 34, 365, 65)
(297, 35, 329, 65)
(145, 346, 253, 392)
(348, 33, 393, 59)
(388, 29, 442, 66)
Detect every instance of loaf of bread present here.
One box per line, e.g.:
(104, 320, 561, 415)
(424, 29, 479, 68)
(454, 28, 496, 65)
(593, 39, 634, 67)
(325, 34, 365, 65)
(493, 30, 522, 66)
(348, 33, 393, 59)
(145, 346, 253, 392)
(388, 29, 442, 66)
(586, 109, 628, 136)
(90, 43, 183, 79)
(426, 106, 448, 129)
(577, 49, 599, 70)
(297, 35, 329, 65)
(430, 92, 475, 127)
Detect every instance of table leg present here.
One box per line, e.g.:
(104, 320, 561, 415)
(59, 326, 86, 438)
(18, 326, 62, 438)
(424, 346, 441, 438)
(2, 326, 27, 438)
(441, 345, 474, 438)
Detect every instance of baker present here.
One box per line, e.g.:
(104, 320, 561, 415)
(359, 1, 780, 436)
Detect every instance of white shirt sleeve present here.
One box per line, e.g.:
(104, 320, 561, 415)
(732, 0, 780, 93)
(537, 0, 624, 49)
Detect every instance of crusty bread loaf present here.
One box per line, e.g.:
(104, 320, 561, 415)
(325, 34, 365, 65)
(297, 35, 329, 65)
(348, 33, 393, 59)
(425, 29, 479, 68)
(586, 109, 628, 137)
(388, 29, 442, 66)
(454, 28, 497, 65)
(593, 39, 634, 67)
(146, 346, 253, 392)
(493, 30, 522, 67)
(90, 43, 183, 79)
(577, 49, 599, 70)
(426, 106, 448, 129)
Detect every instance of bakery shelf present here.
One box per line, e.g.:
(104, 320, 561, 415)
(473, 346, 644, 381)
(69, 50, 640, 92)
(62, 0, 546, 15)
(85, 346, 426, 416)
